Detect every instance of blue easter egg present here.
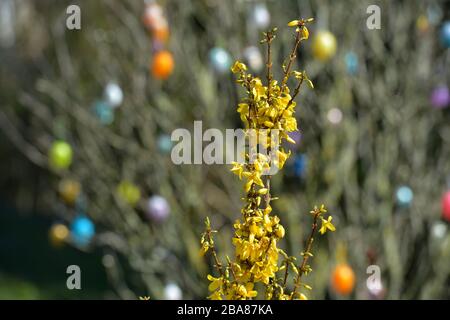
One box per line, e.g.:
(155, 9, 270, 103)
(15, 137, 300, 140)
(345, 52, 358, 75)
(209, 47, 232, 74)
(293, 154, 307, 178)
(93, 100, 114, 125)
(440, 21, 450, 48)
(396, 186, 413, 207)
(71, 216, 95, 246)
(157, 134, 173, 154)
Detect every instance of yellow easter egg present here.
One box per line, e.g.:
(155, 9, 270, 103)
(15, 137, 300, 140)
(312, 31, 337, 61)
(58, 179, 81, 205)
(49, 223, 69, 247)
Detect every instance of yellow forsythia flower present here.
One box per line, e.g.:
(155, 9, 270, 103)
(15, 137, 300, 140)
(319, 216, 336, 234)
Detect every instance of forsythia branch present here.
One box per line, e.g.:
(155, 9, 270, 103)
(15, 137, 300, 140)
(201, 18, 335, 300)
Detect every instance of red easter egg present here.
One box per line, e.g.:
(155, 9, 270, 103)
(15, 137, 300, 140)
(442, 191, 450, 222)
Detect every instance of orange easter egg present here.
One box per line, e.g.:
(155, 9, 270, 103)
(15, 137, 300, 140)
(151, 50, 174, 79)
(153, 24, 170, 42)
(331, 263, 355, 295)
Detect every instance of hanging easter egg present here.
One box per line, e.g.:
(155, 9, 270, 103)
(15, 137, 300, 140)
(117, 181, 141, 206)
(146, 195, 170, 223)
(143, 2, 169, 42)
(416, 15, 430, 34)
(396, 185, 413, 207)
(152, 19, 170, 43)
(58, 179, 81, 205)
(331, 263, 355, 295)
(209, 47, 232, 74)
(151, 50, 174, 79)
(344, 52, 358, 75)
(49, 223, 69, 247)
(49, 140, 73, 170)
(243, 46, 264, 72)
(104, 82, 123, 108)
(430, 85, 450, 109)
(440, 21, 450, 48)
(293, 154, 307, 178)
(442, 191, 450, 222)
(157, 134, 173, 154)
(327, 108, 343, 125)
(251, 4, 270, 30)
(143, 3, 164, 31)
(71, 216, 95, 246)
(431, 221, 447, 239)
(366, 269, 382, 294)
(164, 282, 182, 300)
(312, 31, 337, 62)
(367, 280, 385, 300)
(93, 100, 114, 125)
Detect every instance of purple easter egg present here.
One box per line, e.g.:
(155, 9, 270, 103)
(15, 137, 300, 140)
(146, 195, 170, 222)
(430, 86, 450, 109)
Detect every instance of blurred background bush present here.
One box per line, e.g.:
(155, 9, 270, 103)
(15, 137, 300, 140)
(0, 0, 449, 299)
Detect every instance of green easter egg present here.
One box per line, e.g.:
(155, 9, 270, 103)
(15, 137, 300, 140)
(49, 140, 73, 170)
(117, 181, 141, 206)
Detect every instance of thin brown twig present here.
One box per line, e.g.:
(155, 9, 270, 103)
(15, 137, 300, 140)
(281, 30, 302, 90)
(282, 260, 290, 288)
(264, 31, 275, 207)
(276, 77, 304, 124)
(266, 30, 274, 96)
(226, 258, 237, 280)
(291, 210, 320, 299)
(206, 229, 224, 277)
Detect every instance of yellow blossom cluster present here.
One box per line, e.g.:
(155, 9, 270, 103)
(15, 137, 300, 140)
(201, 19, 335, 300)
